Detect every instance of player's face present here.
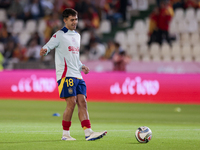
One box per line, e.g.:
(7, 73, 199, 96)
(64, 15, 78, 30)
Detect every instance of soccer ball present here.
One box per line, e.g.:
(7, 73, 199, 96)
(135, 126, 152, 143)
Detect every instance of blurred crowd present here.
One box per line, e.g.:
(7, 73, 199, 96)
(2, 0, 197, 71)
(148, 0, 174, 47)
(168, 0, 200, 10)
(148, 0, 200, 47)
(0, 0, 132, 71)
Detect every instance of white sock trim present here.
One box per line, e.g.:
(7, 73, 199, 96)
(84, 128, 93, 136)
(63, 130, 70, 136)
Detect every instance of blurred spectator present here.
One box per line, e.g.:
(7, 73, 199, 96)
(28, 31, 42, 45)
(88, 6, 100, 29)
(198, 0, 200, 8)
(49, 12, 62, 34)
(7, 0, 23, 21)
(106, 0, 123, 26)
(12, 43, 27, 62)
(74, 0, 91, 19)
(103, 40, 116, 59)
(170, 0, 184, 9)
(40, 0, 54, 15)
(81, 30, 101, 55)
(0, 0, 12, 8)
(82, 6, 100, 31)
(2, 39, 16, 67)
(92, 0, 105, 21)
(147, 7, 159, 46)
(119, 0, 129, 27)
(44, 12, 62, 42)
(88, 40, 106, 60)
(89, 30, 101, 44)
(25, 39, 41, 61)
(0, 22, 9, 43)
(157, 1, 173, 46)
(183, 0, 198, 9)
(60, 0, 76, 13)
(31, 31, 43, 45)
(167, 1, 175, 16)
(112, 42, 130, 71)
(23, 0, 45, 21)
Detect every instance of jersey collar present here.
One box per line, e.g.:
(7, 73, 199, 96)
(61, 26, 77, 33)
(61, 27, 69, 33)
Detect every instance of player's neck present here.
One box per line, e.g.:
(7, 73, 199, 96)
(65, 26, 74, 32)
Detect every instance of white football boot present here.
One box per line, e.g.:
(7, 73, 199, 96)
(61, 135, 76, 141)
(61, 130, 76, 141)
(85, 131, 107, 141)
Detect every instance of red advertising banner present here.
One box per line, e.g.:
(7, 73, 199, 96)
(0, 70, 200, 104)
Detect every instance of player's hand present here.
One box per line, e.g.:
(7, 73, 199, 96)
(82, 65, 89, 74)
(40, 48, 47, 56)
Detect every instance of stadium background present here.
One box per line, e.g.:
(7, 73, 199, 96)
(0, 1, 200, 150)
(0, 0, 199, 103)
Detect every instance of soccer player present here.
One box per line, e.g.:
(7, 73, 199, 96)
(40, 8, 107, 141)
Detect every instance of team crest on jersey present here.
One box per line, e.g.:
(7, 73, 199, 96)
(68, 88, 73, 94)
(53, 34, 56, 38)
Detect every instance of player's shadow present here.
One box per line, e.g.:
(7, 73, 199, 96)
(0, 140, 61, 144)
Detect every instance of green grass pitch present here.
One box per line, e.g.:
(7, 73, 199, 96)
(0, 100, 200, 150)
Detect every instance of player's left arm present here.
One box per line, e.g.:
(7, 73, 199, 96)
(82, 65, 89, 74)
(78, 60, 89, 74)
(78, 34, 89, 74)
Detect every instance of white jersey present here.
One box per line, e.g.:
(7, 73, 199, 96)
(43, 27, 84, 81)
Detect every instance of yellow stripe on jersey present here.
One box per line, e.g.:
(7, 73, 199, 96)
(58, 77, 66, 95)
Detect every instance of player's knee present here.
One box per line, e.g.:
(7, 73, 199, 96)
(77, 96, 87, 108)
(80, 99, 87, 107)
(66, 97, 76, 107)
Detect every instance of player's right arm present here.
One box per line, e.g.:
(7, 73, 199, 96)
(41, 33, 60, 56)
(40, 48, 47, 56)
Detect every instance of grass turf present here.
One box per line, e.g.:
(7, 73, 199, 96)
(0, 100, 200, 150)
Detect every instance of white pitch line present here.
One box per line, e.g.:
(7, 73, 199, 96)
(0, 129, 200, 134)
(156, 129, 200, 131)
(0, 131, 61, 133)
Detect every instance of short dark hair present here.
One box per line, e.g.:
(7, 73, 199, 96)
(62, 8, 78, 19)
